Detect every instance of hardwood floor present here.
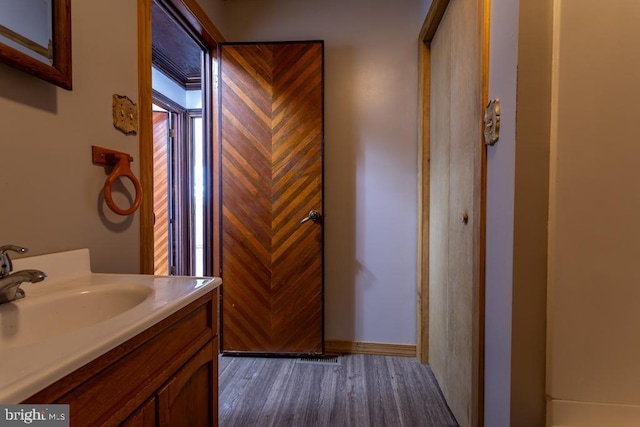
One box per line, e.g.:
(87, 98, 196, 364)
(219, 354, 458, 426)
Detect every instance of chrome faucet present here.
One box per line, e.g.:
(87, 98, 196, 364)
(0, 246, 46, 304)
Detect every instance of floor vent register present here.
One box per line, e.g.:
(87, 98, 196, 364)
(296, 355, 341, 365)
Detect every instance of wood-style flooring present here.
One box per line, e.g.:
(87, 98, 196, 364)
(219, 354, 458, 426)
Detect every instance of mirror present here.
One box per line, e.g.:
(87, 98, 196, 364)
(0, 0, 72, 90)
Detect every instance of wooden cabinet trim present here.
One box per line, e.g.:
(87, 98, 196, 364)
(122, 397, 157, 427)
(157, 339, 216, 426)
(161, 340, 214, 407)
(96, 307, 212, 425)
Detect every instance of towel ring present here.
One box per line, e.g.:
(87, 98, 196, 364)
(92, 146, 142, 216)
(103, 153, 142, 216)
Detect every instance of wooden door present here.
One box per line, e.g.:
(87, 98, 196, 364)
(427, 0, 484, 426)
(220, 41, 324, 355)
(153, 111, 170, 275)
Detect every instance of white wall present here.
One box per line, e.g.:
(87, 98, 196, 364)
(484, 0, 518, 423)
(196, 0, 226, 37)
(152, 67, 187, 108)
(486, 0, 640, 423)
(152, 67, 202, 110)
(0, 0, 226, 274)
(223, 0, 428, 345)
(0, 0, 140, 273)
(547, 0, 640, 423)
(485, 0, 552, 425)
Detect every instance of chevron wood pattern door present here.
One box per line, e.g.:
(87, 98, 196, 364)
(220, 41, 324, 355)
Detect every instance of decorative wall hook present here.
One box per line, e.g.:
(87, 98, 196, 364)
(484, 98, 501, 146)
(92, 146, 142, 215)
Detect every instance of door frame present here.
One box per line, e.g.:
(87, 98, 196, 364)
(417, 0, 489, 422)
(151, 92, 202, 276)
(138, 0, 225, 275)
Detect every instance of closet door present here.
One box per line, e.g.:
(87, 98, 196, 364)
(220, 41, 324, 355)
(429, 0, 483, 425)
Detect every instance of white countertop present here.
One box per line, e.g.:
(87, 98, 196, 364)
(0, 249, 221, 403)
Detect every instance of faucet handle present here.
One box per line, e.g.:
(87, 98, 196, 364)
(0, 245, 28, 277)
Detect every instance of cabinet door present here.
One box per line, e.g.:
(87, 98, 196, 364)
(121, 397, 156, 427)
(157, 340, 217, 427)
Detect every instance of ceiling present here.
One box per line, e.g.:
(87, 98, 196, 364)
(152, 2, 203, 89)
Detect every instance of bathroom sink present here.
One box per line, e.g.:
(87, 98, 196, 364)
(0, 248, 221, 403)
(0, 284, 153, 349)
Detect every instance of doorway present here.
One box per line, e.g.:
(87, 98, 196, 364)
(139, 2, 325, 357)
(151, 102, 205, 275)
(138, 0, 222, 276)
(150, 0, 208, 276)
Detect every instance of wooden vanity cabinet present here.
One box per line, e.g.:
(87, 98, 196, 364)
(24, 288, 220, 427)
(155, 339, 217, 426)
(122, 398, 156, 427)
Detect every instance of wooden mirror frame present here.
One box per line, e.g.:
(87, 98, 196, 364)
(0, 0, 72, 90)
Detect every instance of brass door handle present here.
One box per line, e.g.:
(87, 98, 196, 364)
(300, 210, 321, 224)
